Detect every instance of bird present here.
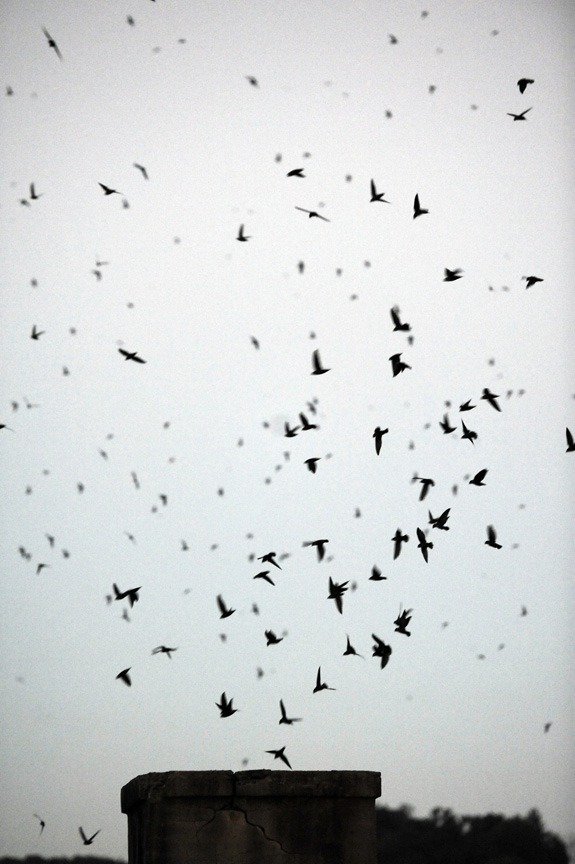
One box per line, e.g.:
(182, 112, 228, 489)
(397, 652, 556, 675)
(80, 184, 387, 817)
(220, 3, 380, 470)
(303, 539, 329, 561)
(313, 667, 335, 692)
(98, 182, 121, 195)
(217, 594, 235, 618)
(118, 348, 146, 363)
(36, 563, 49, 575)
(390, 306, 410, 331)
(343, 635, 363, 657)
(284, 422, 299, 438)
(507, 107, 532, 120)
(265, 629, 283, 645)
(373, 426, 389, 454)
(29, 183, 43, 200)
(152, 646, 177, 658)
(298, 412, 318, 430)
(116, 668, 132, 687)
(133, 163, 148, 179)
(429, 508, 450, 530)
(328, 577, 349, 614)
(216, 692, 237, 717)
(517, 78, 534, 93)
(287, 168, 305, 177)
(413, 194, 428, 218)
(481, 388, 501, 411)
(444, 268, 463, 281)
(304, 457, 320, 474)
(311, 349, 330, 374)
(469, 468, 488, 486)
(258, 551, 281, 569)
(416, 527, 433, 562)
(414, 475, 435, 501)
(522, 275, 543, 288)
(459, 400, 475, 411)
(266, 747, 292, 768)
(0, 423, 15, 432)
(389, 353, 411, 376)
(33, 814, 46, 835)
(392, 529, 409, 559)
(254, 571, 275, 585)
(113, 583, 140, 607)
(279, 699, 302, 724)
(370, 180, 390, 203)
(42, 27, 63, 60)
(245, 75, 258, 86)
(461, 420, 478, 445)
(295, 206, 330, 222)
(30, 325, 45, 340)
(394, 607, 413, 636)
(371, 634, 392, 669)
(439, 413, 456, 434)
(236, 224, 250, 241)
(79, 827, 100, 845)
(543, 722, 552, 734)
(369, 565, 386, 581)
(485, 525, 502, 549)
(566, 428, 575, 452)
(388, 33, 398, 44)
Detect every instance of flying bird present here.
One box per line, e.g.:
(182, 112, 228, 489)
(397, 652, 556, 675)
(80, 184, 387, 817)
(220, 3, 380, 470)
(279, 699, 302, 724)
(98, 182, 121, 195)
(371, 634, 392, 669)
(29, 183, 43, 200)
(236, 224, 250, 241)
(216, 692, 237, 717)
(439, 413, 456, 434)
(328, 577, 349, 614)
(254, 571, 275, 585)
(485, 525, 502, 549)
(444, 268, 463, 281)
(373, 426, 389, 454)
(394, 607, 413, 636)
(461, 420, 478, 445)
(42, 27, 63, 60)
(413, 194, 428, 218)
(469, 468, 488, 486)
(481, 388, 501, 411)
(566, 428, 575, 452)
(390, 306, 410, 331)
(30, 325, 45, 340)
(116, 668, 132, 687)
(133, 163, 149, 179)
(311, 349, 330, 374)
(459, 400, 475, 411)
(245, 76, 258, 86)
(304, 457, 320, 474)
(517, 78, 534, 93)
(258, 551, 281, 569)
(217, 594, 235, 618)
(392, 529, 409, 559)
(265, 629, 283, 645)
(522, 275, 543, 288)
(343, 635, 363, 657)
(36, 563, 49, 575)
(369, 565, 386, 581)
(295, 206, 330, 222)
(33, 814, 46, 835)
(298, 412, 318, 430)
(284, 422, 299, 438)
(413, 475, 435, 501)
(303, 539, 329, 561)
(370, 180, 390, 203)
(507, 107, 532, 120)
(79, 827, 100, 845)
(113, 583, 140, 606)
(118, 348, 146, 363)
(266, 747, 292, 768)
(313, 667, 335, 692)
(416, 527, 433, 562)
(287, 168, 305, 177)
(389, 353, 411, 376)
(152, 646, 177, 658)
(429, 508, 450, 530)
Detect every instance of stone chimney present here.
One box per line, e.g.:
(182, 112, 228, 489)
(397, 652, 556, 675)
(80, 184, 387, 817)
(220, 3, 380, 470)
(121, 769, 381, 863)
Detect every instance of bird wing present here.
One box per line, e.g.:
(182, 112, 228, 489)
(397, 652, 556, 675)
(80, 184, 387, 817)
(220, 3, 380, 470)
(566, 428, 574, 449)
(79, 827, 88, 842)
(295, 206, 311, 214)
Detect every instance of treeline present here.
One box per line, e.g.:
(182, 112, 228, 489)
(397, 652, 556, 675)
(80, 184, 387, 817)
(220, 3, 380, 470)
(375, 805, 569, 864)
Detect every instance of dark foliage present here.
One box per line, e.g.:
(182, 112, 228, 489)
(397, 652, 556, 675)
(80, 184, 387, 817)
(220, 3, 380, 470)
(376, 806, 569, 864)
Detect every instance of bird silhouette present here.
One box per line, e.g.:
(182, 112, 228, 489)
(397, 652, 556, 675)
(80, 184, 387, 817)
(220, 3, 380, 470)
(217, 594, 235, 618)
(304, 457, 320, 473)
(485, 525, 502, 549)
(254, 570, 275, 585)
(295, 206, 330, 222)
(216, 692, 237, 717)
(279, 699, 302, 724)
(517, 78, 534, 93)
(116, 668, 132, 687)
(36, 563, 49, 575)
(439, 413, 456, 434)
(413, 475, 435, 501)
(265, 629, 283, 645)
(429, 508, 450, 530)
(394, 607, 413, 636)
(298, 412, 318, 430)
(343, 635, 364, 657)
(152, 646, 177, 658)
(33, 814, 46, 835)
(371, 634, 392, 668)
(521, 275, 543, 288)
(258, 552, 281, 569)
(118, 348, 146, 363)
(266, 746, 292, 768)
(416, 527, 433, 562)
(481, 388, 501, 411)
(566, 428, 575, 452)
(29, 183, 43, 200)
(133, 163, 148, 179)
(459, 400, 475, 411)
(469, 468, 488, 486)
(113, 583, 140, 606)
(79, 827, 100, 845)
(99, 182, 121, 195)
(461, 420, 478, 445)
(30, 325, 45, 340)
(543, 722, 552, 734)
(413, 194, 428, 218)
(389, 353, 411, 376)
(311, 349, 330, 374)
(444, 268, 463, 281)
(369, 565, 386, 581)
(236, 224, 250, 241)
(370, 180, 390, 203)
(284, 421, 299, 438)
(390, 306, 410, 331)
(507, 107, 532, 120)
(287, 168, 305, 177)
(42, 27, 63, 60)
(373, 426, 389, 454)
(303, 539, 329, 561)
(313, 666, 335, 692)
(392, 529, 409, 559)
(328, 577, 349, 613)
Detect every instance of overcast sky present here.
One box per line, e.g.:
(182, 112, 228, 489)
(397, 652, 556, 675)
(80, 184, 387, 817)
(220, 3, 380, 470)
(1, 0, 574, 858)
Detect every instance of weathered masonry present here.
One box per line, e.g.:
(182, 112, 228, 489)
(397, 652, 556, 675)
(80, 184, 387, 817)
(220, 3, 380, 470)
(121, 769, 381, 863)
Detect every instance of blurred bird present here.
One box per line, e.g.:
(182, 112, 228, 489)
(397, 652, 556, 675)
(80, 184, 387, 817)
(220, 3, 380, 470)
(485, 525, 502, 549)
(369, 565, 386, 581)
(116, 668, 131, 687)
(152, 646, 177, 658)
(42, 27, 63, 60)
(29, 183, 43, 200)
(265, 629, 283, 645)
(507, 107, 532, 120)
(34, 814, 46, 835)
(544, 722, 552, 733)
(390, 306, 410, 331)
(304, 457, 320, 473)
(113, 583, 140, 606)
(303, 539, 329, 561)
(413, 194, 428, 218)
(517, 78, 534, 93)
(388, 34, 398, 44)
(313, 667, 335, 692)
(429, 508, 450, 530)
(389, 353, 411, 376)
(295, 206, 330, 222)
(392, 529, 409, 559)
(216, 692, 237, 717)
(258, 552, 281, 569)
(469, 468, 488, 486)
(413, 475, 435, 500)
(566, 428, 575, 452)
(522, 275, 543, 288)
(343, 635, 364, 657)
(287, 168, 305, 177)
(118, 348, 146, 363)
(79, 827, 100, 845)
(217, 594, 235, 618)
(370, 180, 390, 203)
(461, 420, 478, 445)
(279, 699, 302, 724)
(394, 607, 413, 636)
(444, 268, 463, 281)
(439, 413, 456, 433)
(254, 571, 275, 585)
(311, 349, 330, 374)
(373, 426, 389, 454)
(236, 224, 250, 241)
(266, 747, 292, 768)
(371, 634, 392, 668)
(328, 577, 349, 613)
(36, 563, 49, 575)
(284, 422, 299, 438)
(99, 182, 121, 195)
(299, 412, 317, 430)
(30, 325, 45, 340)
(133, 163, 148, 179)
(416, 527, 433, 562)
(245, 76, 258, 86)
(481, 388, 501, 411)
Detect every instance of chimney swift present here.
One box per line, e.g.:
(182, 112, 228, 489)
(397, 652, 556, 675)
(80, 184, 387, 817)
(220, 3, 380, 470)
(299, 412, 318, 430)
(485, 525, 502, 549)
(313, 666, 335, 692)
(369, 565, 386, 581)
(481, 388, 501, 411)
(389, 353, 411, 376)
(521, 275, 543, 288)
(30, 325, 45, 340)
(79, 827, 100, 845)
(304, 457, 320, 473)
(295, 206, 330, 222)
(118, 348, 146, 363)
(507, 107, 532, 120)
(343, 635, 364, 657)
(216, 692, 237, 717)
(42, 27, 63, 60)
(517, 78, 534, 93)
(99, 182, 121, 195)
(566, 428, 575, 452)
(311, 349, 330, 374)
(266, 747, 292, 768)
(439, 413, 456, 434)
(370, 180, 390, 203)
(371, 634, 392, 668)
(303, 539, 329, 561)
(429, 508, 450, 530)
(258, 552, 281, 569)
(392, 529, 409, 559)
(279, 699, 302, 724)
(236, 224, 250, 241)
(113, 583, 140, 606)
(265, 629, 283, 645)
(416, 527, 433, 562)
(287, 168, 305, 177)
(133, 163, 148, 179)
(469, 468, 488, 486)
(390, 306, 410, 331)
(217, 594, 235, 618)
(394, 607, 413, 636)
(328, 577, 349, 613)
(413, 194, 428, 218)
(373, 426, 389, 454)
(152, 646, 177, 658)
(444, 268, 463, 281)
(413, 475, 435, 500)
(116, 668, 132, 687)
(254, 571, 275, 585)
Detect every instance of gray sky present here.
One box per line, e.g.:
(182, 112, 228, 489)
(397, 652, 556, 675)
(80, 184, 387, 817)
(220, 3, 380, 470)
(1, 0, 574, 858)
